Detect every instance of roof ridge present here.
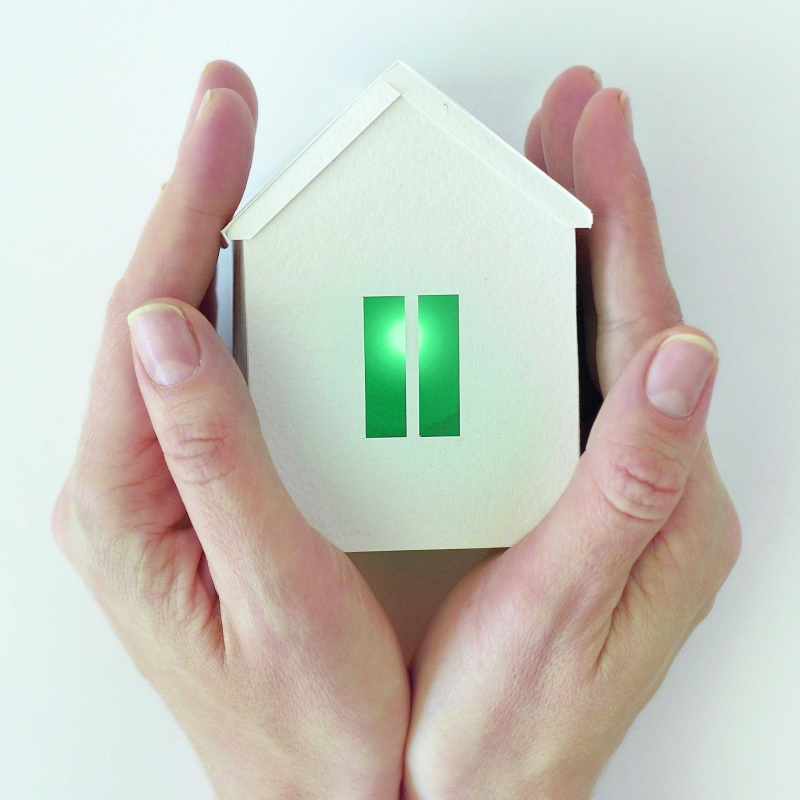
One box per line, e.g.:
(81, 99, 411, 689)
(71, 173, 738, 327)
(221, 62, 591, 245)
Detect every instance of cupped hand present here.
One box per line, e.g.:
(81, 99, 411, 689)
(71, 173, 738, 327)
(403, 68, 742, 800)
(51, 62, 409, 800)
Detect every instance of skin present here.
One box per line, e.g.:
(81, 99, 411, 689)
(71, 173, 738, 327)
(52, 62, 741, 799)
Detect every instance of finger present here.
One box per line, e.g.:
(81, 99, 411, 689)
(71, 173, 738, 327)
(126, 300, 318, 607)
(117, 85, 255, 305)
(573, 89, 683, 396)
(539, 65, 602, 193)
(511, 325, 719, 625)
(175, 60, 258, 161)
(523, 110, 546, 171)
(73, 77, 255, 518)
(531, 67, 604, 443)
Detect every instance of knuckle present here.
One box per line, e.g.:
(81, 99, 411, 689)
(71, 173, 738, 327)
(691, 592, 717, 629)
(719, 494, 743, 574)
(160, 408, 239, 487)
(706, 489, 742, 588)
(598, 294, 684, 341)
(679, 481, 742, 631)
(159, 181, 223, 235)
(52, 476, 182, 627)
(693, 473, 743, 592)
(49, 472, 115, 588)
(51, 481, 71, 554)
(51, 472, 96, 567)
(595, 437, 688, 526)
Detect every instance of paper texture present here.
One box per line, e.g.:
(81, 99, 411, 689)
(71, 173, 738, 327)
(223, 78, 400, 245)
(222, 62, 590, 245)
(227, 73, 592, 550)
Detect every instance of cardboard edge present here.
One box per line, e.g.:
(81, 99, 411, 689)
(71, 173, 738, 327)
(381, 61, 592, 230)
(221, 79, 401, 245)
(232, 239, 248, 383)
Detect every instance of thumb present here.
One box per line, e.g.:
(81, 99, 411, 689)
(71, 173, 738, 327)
(126, 299, 314, 605)
(516, 325, 719, 615)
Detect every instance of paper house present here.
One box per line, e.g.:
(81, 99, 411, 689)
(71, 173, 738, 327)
(220, 61, 592, 552)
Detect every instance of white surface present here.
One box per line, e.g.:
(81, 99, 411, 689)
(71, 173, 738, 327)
(1, 0, 798, 797)
(223, 61, 590, 244)
(235, 62, 586, 551)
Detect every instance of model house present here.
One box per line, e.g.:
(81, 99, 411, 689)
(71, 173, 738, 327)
(220, 61, 592, 552)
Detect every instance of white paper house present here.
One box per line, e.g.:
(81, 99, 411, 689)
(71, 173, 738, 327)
(220, 61, 592, 553)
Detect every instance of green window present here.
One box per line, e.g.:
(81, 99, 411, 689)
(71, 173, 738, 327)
(363, 296, 407, 438)
(363, 294, 460, 438)
(418, 294, 460, 437)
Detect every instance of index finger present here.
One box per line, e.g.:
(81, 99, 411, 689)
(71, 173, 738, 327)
(72, 64, 257, 502)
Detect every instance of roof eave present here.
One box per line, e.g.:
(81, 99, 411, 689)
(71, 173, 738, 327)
(221, 61, 592, 244)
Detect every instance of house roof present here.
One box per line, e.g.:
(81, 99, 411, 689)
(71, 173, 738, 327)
(220, 61, 592, 246)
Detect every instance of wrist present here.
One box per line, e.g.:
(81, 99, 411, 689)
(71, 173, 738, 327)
(403, 750, 599, 800)
(194, 731, 402, 800)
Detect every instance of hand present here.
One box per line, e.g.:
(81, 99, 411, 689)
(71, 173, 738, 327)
(51, 61, 409, 800)
(402, 67, 742, 799)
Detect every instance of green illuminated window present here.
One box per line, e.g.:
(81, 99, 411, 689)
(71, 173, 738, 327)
(363, 294, 460, 439)
(418, 295, 460, 437)
(363, 296, 407, 438)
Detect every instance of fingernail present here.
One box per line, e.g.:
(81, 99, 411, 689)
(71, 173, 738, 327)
(619, 91, 633, 135)
(592, 71, 602, 88)
(127, 303, 200, 387)
(195, 89, 214, 126)
(646, 333, 717, 419)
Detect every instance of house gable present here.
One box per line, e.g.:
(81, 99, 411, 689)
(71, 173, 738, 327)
(221, 61, 591, 246)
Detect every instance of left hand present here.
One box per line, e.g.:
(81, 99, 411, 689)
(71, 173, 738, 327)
(52, 61, 409, 800)
(402, 67, 742, 799)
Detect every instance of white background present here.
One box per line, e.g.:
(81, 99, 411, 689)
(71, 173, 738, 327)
(2, 0, 798, 798)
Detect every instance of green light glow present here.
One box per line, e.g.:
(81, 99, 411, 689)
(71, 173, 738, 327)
(388, 319, 406, 356)
(418, 295, 460, 437)
(363, 296, 407, 438)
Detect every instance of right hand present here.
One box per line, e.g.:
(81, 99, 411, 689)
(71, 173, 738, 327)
(51, 61, 409, 800)
(402, 67, 742, 799)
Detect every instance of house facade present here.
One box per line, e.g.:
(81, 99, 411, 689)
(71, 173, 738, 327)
(221, 62, 592, 552)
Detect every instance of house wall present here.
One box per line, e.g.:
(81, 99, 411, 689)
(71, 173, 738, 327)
(242, 96, 579, 551)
